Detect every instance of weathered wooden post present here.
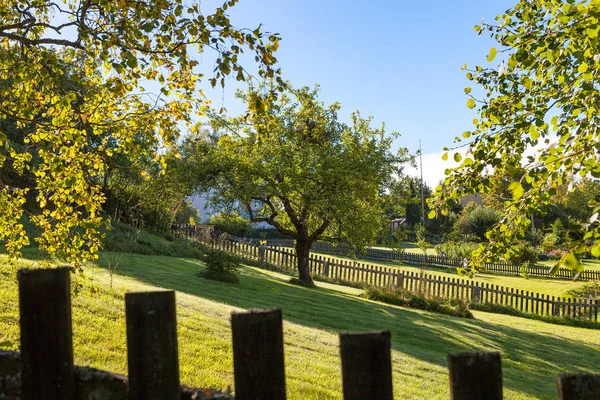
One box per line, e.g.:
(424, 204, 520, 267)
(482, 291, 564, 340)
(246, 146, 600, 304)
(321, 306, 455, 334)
(231, 309, 286, 400)
(323, 260, 330, 277)
(557, 374, 600, 400)
(125, 291, 180, 400)
(18, 267, 75, 400)
(553, 301, 561, 316)
(471, 285, 482, 303)
(396, 271, 404, 289)
(258, 244, 266, 263)
(339, 330, 393, 400)
(448, 351, 502, 400)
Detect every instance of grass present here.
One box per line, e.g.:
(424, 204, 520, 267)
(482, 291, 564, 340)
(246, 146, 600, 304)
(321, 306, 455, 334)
(310, 251, 584, 297)
(371, 242, 436, 255)
(539, 258, 600, 272)
(1, 249, 600, 399)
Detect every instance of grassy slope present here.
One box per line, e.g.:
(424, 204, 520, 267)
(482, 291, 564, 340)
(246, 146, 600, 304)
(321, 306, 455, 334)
(1, 250, 600, 399)
(310, 251, 584, 297)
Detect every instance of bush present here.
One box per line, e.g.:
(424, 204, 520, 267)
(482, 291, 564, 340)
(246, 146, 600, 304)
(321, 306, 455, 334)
(504, 241, 538, 264)
(361, 285, 473, 319)
(435, 241, 479, 260)
(199, 249, 241, 283)
(453, 203, 502, 242)
(567, 281, 600, 300)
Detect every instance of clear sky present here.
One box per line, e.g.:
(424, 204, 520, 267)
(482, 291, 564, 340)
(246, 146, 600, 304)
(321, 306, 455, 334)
(198, 0, 518, 185)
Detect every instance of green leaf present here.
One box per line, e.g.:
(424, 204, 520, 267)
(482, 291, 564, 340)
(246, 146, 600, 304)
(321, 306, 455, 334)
(453, 153, 462, 162)
(487, 47, 497, 62)
(428, 210, 437, 219)
(508, 181, 524, 199)
(578, 63, 589, 73)
(592, 244, 600, 258)
(467, 99, 476, 109)
(559, 252, 583, 273)
(441, 152, 448, 161)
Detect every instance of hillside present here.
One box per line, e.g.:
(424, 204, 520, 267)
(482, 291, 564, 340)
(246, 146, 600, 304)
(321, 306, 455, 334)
(1, 249, 599, 399)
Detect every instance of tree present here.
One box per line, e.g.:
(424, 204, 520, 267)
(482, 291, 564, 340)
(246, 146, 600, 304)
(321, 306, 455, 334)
(560, 179, 600, 222)
(0, 0, 281, 266)
(199, 84, 408, 285)
(453, 203, 502, 242)
(430, 0, 600, 274)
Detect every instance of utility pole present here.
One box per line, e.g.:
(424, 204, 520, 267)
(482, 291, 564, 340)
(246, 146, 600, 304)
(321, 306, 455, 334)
(419, 140, 425, 224)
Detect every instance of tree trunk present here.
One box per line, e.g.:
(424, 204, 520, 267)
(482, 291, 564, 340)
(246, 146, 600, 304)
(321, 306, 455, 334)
(295, 238, 314, 286)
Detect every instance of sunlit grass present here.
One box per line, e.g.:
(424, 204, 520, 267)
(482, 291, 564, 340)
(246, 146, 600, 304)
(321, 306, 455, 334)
(1, 250, 599, 399)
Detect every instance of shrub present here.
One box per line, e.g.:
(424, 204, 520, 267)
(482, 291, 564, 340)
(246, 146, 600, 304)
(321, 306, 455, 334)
(546, 248, 566, 260)
(361, 285, 473, 319)
(435, 241, 479, 260)
(505, 241, 538, 264)
(199, 249, 241, 283)
(567, 281, 600, 300)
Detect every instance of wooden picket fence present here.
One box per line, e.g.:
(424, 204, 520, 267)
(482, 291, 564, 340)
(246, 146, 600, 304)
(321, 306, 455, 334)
(172, 227, 600, 323)
(4, 267, 600, 399)
(258, 236, 600, 281)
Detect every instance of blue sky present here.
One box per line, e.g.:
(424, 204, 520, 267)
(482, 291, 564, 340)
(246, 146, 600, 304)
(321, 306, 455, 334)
(198, 0, 517, 185)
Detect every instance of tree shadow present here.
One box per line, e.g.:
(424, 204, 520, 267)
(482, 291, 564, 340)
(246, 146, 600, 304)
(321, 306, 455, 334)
(99, 253, 600, 399)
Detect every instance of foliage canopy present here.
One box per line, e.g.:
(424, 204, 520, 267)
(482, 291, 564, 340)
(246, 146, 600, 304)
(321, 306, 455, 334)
(198, 83, 408, 284)
(0, 0, 280, 265)
(431, 0, 600, 274)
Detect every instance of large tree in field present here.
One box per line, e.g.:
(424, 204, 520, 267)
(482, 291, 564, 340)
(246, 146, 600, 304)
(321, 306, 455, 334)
(431, 0, 600, 274)
(201, 84, 408, 285)
(0, 0, 281, 266)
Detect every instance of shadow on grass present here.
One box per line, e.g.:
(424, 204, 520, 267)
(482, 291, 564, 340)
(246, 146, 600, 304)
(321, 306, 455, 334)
(98, 252, 599, 399)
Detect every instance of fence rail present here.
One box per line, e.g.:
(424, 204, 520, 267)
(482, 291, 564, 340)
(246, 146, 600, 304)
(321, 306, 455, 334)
(258, 236, 600, 281)
(3, 267, 599, 399)
(172, 226, 600, 323)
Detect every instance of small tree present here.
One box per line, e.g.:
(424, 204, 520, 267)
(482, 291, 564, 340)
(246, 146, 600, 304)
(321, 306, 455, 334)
(198, 84, 408, 285)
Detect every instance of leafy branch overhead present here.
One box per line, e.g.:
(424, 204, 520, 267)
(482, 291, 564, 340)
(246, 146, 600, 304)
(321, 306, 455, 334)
(0, 0, 282, 265)
(431, 0, 600, 274)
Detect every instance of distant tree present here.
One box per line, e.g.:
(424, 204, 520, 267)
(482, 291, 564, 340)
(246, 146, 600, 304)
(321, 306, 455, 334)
(453, 203, 502, 242)
(560, 179, 600, 222)
(198, 84, 409, 285)
(208, 212, 253, 238)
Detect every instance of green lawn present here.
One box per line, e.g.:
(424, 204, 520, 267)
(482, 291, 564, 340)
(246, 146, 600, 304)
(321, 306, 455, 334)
(310, 251, 585, 297)
(1, 250, 599, 399)
(371, 242, 437, 255)
(539, 258, 600, 272)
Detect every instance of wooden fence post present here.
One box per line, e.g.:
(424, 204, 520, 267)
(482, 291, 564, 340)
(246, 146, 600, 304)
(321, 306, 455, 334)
(557, 374, 600, 400)
(125, 291, 180, 400)
(448, 351, 502, 400)
(339, 330, 393, 400)
(231, 309, 286, 400)
(396, 271, 404, 289)
(471, 286, 482, 303)
(18, 267, 75, 400)
(324, 260, 330, 277)
(553, 302, 561, 316)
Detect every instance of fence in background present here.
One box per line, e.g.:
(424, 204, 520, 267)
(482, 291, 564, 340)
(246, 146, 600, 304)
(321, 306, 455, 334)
(3, 267, 599, 399)
(172, 226, 599, 323)
(258, 237, 600, 281)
